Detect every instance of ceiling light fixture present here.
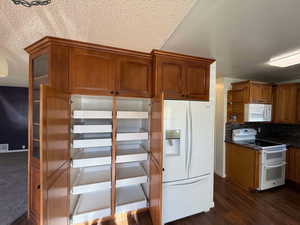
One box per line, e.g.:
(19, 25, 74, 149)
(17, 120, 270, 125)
(0, 56, 8, 77)
(268, 50, 300, 67)
(11, 0, 51, 7)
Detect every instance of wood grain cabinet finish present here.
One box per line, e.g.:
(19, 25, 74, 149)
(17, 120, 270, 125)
(226, 143, 259, 190)
(185, 62, 210, 100)
(149, 157, 162, 225)
(25, 37, 216, 225)
(296, 87, 300, 123)
(153, 50, 214, 101)
(228, 81, 273, 123)
(69, 48, 116, 95)
(232, 81, 273, 104)
(29, 165, 41, 225)
(273, 84, 300, 124)
(286, 147, 300, 184)
(115, 55, 152, 97)
(155, 58, 186, 99)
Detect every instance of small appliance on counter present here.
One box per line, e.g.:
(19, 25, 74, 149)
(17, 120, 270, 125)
(232, 128, 287, 191)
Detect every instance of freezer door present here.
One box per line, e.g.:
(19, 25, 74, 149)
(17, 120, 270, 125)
(163, 175, 211, 223)
(188, 102, 212, 178)
(163, 100, 189, 182)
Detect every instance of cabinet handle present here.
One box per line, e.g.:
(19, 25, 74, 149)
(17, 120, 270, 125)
(115, 91, 119, 95)
(181, 94, 185, 97)
(110, 91, 114, 94)
(37, 184, 40, 189)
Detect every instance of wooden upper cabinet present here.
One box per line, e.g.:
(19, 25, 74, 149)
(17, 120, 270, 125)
(273, 83, 299, 124)
(249, 83, 272, 104)
(185, 62, 210, 101)
(296, 87, 300, 123)
(232, 81, 273, 104)
(69, 47, 115, 95)
(153, 50, 214, 101)
(155, 57, 185, 99)
(115, 55, 152, 97)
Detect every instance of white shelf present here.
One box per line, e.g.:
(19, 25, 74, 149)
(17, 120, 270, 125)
(117, 128, 148, 141)
(71, 190, 111, 225)
(116, 185, 147, 214)
(73, 138, 112, 148)
(72, 166, 111, 194)
(117, 111, 148, 119)
(72, 150, 111, 168)
(73, 110, 112, 119)
(116, 145, 148, 163)
(116, 163, 148, 187)
(73, 125, 112, 134)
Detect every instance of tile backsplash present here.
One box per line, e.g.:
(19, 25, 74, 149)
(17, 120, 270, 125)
(225, 122, 300, 140)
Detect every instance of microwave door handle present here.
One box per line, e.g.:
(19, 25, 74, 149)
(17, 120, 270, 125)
(264, 162, 287, 168)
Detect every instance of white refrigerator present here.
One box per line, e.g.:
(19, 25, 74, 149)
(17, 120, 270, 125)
(162, 100, 214, 224)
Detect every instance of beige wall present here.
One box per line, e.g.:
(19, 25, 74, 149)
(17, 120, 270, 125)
(214, 77, 244, 177)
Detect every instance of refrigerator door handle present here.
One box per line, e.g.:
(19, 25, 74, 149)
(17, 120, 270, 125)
(185, 106, 189, 171)
(187, 102, 193, 176)
(165, 174, 210, 187)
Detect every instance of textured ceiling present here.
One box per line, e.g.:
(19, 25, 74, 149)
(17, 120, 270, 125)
(0, 0, 196, 87)
(162, 0, 300, 82)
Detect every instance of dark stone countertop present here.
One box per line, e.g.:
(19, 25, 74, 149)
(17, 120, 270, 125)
(225, 136, 300, 150)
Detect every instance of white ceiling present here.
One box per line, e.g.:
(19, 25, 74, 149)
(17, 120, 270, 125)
(162, 0, 300, 82)
(0, 0, 196, 87)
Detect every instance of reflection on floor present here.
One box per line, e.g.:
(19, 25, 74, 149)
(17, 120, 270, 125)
(13, 175, 300, 225)
(0, 152, 27, 225)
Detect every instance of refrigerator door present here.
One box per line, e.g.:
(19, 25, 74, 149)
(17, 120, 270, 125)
(187, 101, 212, 178)
(163, 100, 189, 183)
(163, 174, 211, 224)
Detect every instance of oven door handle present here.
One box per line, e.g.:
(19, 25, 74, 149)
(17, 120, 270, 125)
(264, 162, 287, 168)
(263, 149, 287, 154)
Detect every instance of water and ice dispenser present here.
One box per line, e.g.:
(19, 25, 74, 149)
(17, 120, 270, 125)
(165, 129, 181, 155)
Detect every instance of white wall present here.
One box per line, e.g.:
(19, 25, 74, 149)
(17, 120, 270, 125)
(214, 77, 244, 177)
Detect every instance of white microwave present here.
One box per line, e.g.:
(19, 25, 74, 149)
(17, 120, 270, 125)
(244, 104, 272, 122)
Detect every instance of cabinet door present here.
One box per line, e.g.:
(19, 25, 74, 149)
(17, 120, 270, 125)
(115, 55, 152, 97)
(149, 157, 162, 225)
(295, 150, 300, 183)
(185, 62, 210, 101)
(156, 57, 185, 99)
(29, 165, 41, 225)
(250, 84, 272, 104)
(296, 87, 300, 123)
(286, 148, 296, 181)
(40, 85, 70, 225)
(274, 85, 297, 123)
(69, 48, 115, 95)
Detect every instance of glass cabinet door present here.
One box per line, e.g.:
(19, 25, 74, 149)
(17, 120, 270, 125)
(31, 53, 48, 159)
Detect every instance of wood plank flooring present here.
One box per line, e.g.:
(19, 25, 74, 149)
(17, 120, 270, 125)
(13, 175, 300, 225)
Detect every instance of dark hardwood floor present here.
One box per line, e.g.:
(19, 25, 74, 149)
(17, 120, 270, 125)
(14, 175, 300, 225)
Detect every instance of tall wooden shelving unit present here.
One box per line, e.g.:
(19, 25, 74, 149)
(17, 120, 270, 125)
(25, 36, 214, 225)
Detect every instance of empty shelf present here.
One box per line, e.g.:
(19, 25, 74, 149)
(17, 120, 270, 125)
(73, 125, 112, 134)
(116, 163, 148, 187)
(73, 138, 112, 148)
(72, 166, 111, 194)
(71, 190, 111, 225)
(117, 111, 148, 119)
(116, 185, 147, 214)
(116, 146, 148, 163)
(73, 110, 112, 119)
(117, 129, 148, 141)
(72, 150, 111, 168)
